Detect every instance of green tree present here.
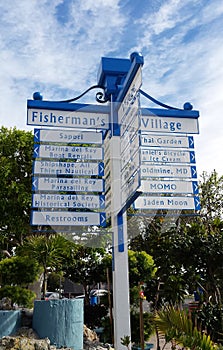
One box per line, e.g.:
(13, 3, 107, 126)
(17, 233, 73, 296)
(0, 256, 39, 307)
(0, 127, 33, 255)
(63, 245, 108, 302)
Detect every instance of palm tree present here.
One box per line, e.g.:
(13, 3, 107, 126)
(18, 233, 71, 297)
(154, 306, 217, 350)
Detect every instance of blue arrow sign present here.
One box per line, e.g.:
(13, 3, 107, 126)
(34, 129, 40, 142)
(192, 181, 199, 194)
(190, 151, 196, 163)
(191, 166, 197, 178)
(98, 162, 104, 176)
(32, 178, 38, 191)
(99, 195, 105, 209)
(100, 213, 106, 227)
(33, 145, 39, 158)
(194, 196, 201, 210)
(188, 136, 194, 148)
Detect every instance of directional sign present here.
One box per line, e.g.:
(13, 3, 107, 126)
(120, 106, 140, 138)
(34, 128, 103, 144)
(33, 160, 104, 176)
(118, 67, 142, 128)
(122, 171, 141, 206)
(120, 126, 138, 154)
(140, 113, 199, 134)
(32, 177, 104, 192)
(31, 211, 106, 227)
(27, 100, 109, 129)
(121, 135, 139, 169)
(141, 164, 197, 179)
(140, 134, 194, 149)
(121, 151, 140, 186)
(133, 195, 201, 211)
(141, 148, 196, 164)
(33, 144, 103, 161)
(140, 180, 199, 195)
(32, 193, 105, 209)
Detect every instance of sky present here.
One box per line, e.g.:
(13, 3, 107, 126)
(0, 0, 223, 177)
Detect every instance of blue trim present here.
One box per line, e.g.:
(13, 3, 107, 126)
(194, 196, 201, 210)
(100, 213, 107, 227)
(99, 195, 105, 209)
(192, 181, 199, 194)
(191, 166, 197, 178)
(98, 162, 104, 176)
(141, 107, 199, 118)
(34, 129, 40, 142)
(32, 177, 38, 191)
(27, 99, 110, 114)
(115, 53, 143, 104)
(119, 190, 142, 215)
(188, 136, 194, 148)
(190, 151, 196, 163)
(117, 213, 124, 252)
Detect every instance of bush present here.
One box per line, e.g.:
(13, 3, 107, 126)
(0, 286, 36, 308)
(0, 256, 40, 285)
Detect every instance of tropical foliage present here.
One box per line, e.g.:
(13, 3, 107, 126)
(154, 306, 217, 350)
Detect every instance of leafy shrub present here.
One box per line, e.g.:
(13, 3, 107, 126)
(0, 286, 36, 308)
(0, 256, 40, 285)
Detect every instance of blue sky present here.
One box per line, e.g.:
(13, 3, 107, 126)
(0, 0, 223, 176)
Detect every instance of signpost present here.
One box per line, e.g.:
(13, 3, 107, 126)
(27, 52, 200, 350)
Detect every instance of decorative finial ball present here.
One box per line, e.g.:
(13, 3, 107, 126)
(130, 52, 143, 62)
(183, 102, 193, 110)
(33, 92, 43, 100)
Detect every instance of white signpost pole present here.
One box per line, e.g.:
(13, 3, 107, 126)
(110, 131, 131, 349)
